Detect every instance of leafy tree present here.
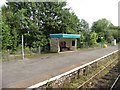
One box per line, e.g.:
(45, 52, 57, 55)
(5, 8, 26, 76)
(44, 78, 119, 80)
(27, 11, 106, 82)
(91, 18, 118, 43)
(91, 18, 111, 33)
(79, 19, 89, 33)
(2, 1, 81, 52)
(61, 10, 80, 34)
(77, 33, 85, 48)
(97, 32, 105, 43)
(89, 32, 98, 46)
(78, 19, 90, 47)
(108, 26, 119, 42)
(1, 6, 12, 50)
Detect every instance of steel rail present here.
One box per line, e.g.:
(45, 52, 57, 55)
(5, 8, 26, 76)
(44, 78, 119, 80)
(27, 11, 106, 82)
(110, 74, 120, 90)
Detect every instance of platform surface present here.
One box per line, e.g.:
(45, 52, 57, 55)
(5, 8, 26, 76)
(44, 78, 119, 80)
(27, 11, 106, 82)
(1, 46, 118, 88)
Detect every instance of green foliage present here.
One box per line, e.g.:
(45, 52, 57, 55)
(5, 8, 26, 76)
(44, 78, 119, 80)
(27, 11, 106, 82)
(62, 11, 81, 34)
(77, 33, 85, 48)
(2, 1, 81, 52)
(91, 18, 112, 33)
(77, 19, 90, 48)
(2, 21, 12, 50)
(89, 32, 98, 46)
(2, 1, 119, 53)
(79, 19, 89, 33)
(1, 6, 12, 50)
(91, 18, 119, 43)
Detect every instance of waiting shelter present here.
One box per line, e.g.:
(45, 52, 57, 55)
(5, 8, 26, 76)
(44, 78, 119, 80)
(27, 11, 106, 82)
(50, 34, 80, 52)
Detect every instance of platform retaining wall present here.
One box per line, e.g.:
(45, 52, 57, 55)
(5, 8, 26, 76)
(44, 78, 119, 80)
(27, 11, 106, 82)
(28, 50, 119, 89)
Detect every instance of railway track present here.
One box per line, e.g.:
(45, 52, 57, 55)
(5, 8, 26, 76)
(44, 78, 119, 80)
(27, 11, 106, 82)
(76, 58, 120, 89)
(110, 74, 120, 90)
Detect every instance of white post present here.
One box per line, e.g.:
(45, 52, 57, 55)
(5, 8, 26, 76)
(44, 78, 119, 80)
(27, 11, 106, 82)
(22, 34, 24, 60)
(38, 46, 41, 54)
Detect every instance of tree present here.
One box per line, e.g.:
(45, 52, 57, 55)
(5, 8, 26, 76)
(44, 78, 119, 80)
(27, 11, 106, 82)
(1, 6, 12, 50)
(89, 32, 98, 46)
(108, 26, 119, 43)
(79, 19, 90, 47)
(77, 32, 85, 48)
(91, 18, 111, 33)
(97, 32, 105, 43)
(91, 18, 118, 43)
(2, 1, 81, 52)
(79, 19, 89, 33)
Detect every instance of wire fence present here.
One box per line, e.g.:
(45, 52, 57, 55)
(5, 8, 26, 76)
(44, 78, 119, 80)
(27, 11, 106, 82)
(1, 43, 114, 62)
(2, 45, 50, 61)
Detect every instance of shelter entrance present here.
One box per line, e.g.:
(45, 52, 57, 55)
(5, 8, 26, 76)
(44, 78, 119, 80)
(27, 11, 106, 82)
(59, 40, 70, 52)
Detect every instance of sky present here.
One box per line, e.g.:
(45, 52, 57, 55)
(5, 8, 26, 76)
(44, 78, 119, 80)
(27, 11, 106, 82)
(0, 0, 119, 27)
(66, 0, 119, 27)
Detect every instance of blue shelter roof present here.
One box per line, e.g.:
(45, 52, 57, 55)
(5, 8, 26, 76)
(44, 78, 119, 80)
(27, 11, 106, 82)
(50, 34, 80, 38)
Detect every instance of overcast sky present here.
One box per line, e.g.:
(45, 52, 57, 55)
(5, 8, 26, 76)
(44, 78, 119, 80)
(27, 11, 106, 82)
(0, 0, 119, 26)
(66, 0, 119, 27)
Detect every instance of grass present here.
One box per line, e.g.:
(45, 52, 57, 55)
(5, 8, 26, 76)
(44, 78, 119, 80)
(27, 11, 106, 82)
(77, 47, 101, 51)
(1, 46, 102, 62)
(1, 44, 114, 62)
(25, 52, 59, 59)
(1, 51, 59, 62)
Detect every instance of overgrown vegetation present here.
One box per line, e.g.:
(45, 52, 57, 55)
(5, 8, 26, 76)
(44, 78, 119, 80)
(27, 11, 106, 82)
(1, 1, 119, 60)
(63, 54, 119, 88)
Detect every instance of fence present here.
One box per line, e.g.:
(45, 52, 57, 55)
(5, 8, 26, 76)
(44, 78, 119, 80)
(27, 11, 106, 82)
(2, 45, 50, 61)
